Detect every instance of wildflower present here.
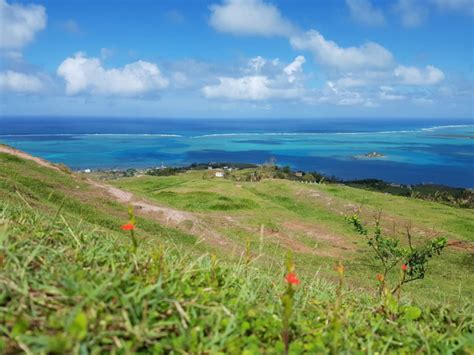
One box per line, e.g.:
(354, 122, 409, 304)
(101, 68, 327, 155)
(336, 262, 345, 275)
(121, 223, 134, 231)
(285, 272, 300, 285)
(282, 253, 299, 354)
(335, 261, 345, 314)
(397, 264, 408, 301)
(376, 274, 384, 282)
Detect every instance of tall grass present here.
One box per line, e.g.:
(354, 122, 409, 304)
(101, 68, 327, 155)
(0, 202, 472, 353)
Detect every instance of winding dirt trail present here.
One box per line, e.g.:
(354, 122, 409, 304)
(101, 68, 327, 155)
(86, 179, 239, 250)
(1, 144, 238, 251)
(0, 145, 61, 171)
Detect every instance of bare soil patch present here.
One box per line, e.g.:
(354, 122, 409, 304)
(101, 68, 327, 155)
(282, 220, 359, 257)
(87, 179, 238, 250)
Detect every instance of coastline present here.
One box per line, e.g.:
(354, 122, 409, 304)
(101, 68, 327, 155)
(1, 119, 473, 188)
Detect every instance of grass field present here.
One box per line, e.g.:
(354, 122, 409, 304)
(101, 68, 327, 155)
(110, 170, 474, 306)
(0, 151, 473, 353)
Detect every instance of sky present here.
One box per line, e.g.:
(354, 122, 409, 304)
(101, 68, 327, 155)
(0, 0, 473, 119)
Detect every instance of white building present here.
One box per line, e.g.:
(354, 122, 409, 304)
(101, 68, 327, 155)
(215, 171, 224, 178)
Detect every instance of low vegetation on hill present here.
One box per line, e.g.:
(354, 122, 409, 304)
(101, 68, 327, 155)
(0, 150, 473, 353)
(96, 162, 474, 208)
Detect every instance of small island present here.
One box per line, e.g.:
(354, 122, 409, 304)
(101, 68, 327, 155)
(352, 151, 386, 160)
(364, 151, 385, 158)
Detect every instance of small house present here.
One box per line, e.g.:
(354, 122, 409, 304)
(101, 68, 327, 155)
(215, 171, 224, 178)
(295, 171, 304, 177)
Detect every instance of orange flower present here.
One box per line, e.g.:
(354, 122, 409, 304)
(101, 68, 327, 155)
(401, 264, 407, 272)
(285, 272, 300, 285)
(376, 274, 384, 282)
(121, 223, 135, 231)
(336, 262, 345, 275)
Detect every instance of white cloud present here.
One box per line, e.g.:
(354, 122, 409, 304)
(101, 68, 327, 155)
(206, 0, 450, 110)
(248, 56, 267, 73)
(312, 67, 446, 107)
(346, 0, 386, 26)
(283, 55, 305, 83)
(203, 76, 273, 100)
(394, 65, 444, 85)
(394, 0, 428, 27)
(0, 70, 43, 93)
(290, 30, 393, 70)
(202, 75, 303, 100)
(334, 77, 366, 88)
(57, 53, 169, 96)
(209, 0, 296, 36)
(322, 82, 370, 106)
(171, 71, 188, 88)
(379, 86, 406, 100)
(0, 0, 46, 49)
(202, 55, 305, 100)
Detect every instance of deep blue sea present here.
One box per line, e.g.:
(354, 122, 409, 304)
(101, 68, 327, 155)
(1, 117, 473, 188)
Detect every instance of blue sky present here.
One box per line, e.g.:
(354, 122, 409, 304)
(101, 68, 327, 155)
(0, 0, 473, 118)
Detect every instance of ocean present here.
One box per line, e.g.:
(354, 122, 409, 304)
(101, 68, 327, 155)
(1, 117, 473, 188)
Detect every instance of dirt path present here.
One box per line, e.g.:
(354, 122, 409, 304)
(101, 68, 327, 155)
(1, 144, 239, 251)
(87, 179, 237, 250)
(0, 145, 61, 171)
(281, 220, 359, 257)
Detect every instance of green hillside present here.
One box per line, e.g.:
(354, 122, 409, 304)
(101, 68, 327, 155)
(110, 169, 474, 305)
(0, 151, 472, 353)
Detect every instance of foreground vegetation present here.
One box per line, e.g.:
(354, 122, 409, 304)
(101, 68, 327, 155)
(1, 203, 472, 353)
(0, 151, 473, 353)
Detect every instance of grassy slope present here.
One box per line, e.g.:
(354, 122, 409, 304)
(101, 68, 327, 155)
(0, 153, 201, 249)
(0, 154, 473, 353)
(111, 171, 474, 305)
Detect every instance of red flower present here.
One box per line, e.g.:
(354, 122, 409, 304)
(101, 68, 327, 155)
(401, 264, 408, 272)
(285, 272, 300, 285)
(376, 274, 384, 282)
(121, 223, 135, 231)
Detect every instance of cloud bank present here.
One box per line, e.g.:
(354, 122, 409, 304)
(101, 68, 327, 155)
(290, 30, 393, 70)
(202, 56, 306, 100)
(57, 53, 169, 96)
(0, 0, 46, 49)
(0, 70, 43, 93)
(205, 0, 447, 108)
(209, 0, 296, 36)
